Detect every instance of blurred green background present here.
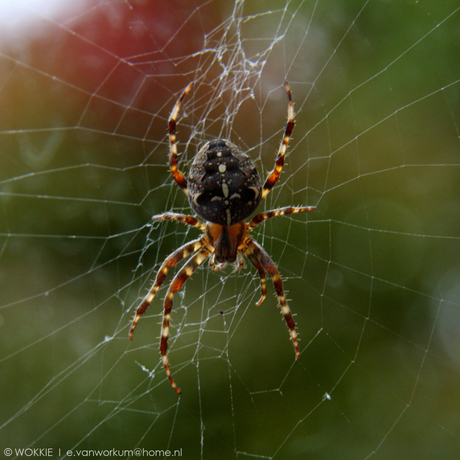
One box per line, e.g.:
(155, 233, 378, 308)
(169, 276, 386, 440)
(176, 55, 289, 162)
(1, 1, 460, 459)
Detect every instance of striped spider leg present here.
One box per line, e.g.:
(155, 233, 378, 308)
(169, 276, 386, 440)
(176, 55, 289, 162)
(168, 83, 193, 195)
(261, 81, 295, 200)
(129, 213, 206, 339)
(244, 205, 316, 359)
(130, 212, 212, 394)
(247, 205, 316, 232)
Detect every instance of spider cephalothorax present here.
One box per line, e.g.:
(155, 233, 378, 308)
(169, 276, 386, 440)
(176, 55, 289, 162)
(130, 82, 315, 393)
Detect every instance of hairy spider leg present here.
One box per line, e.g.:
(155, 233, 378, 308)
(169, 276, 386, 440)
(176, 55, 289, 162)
(246, 238, 300, 359)
(169, 83, 193, 195)
(152, 211, 206, 231)
(241, 245, 267, 306)
(261, 81, 295, 200)
(248, 205, 316, 231)
(161, 245, 213, 394)
(129, 236, 206, 340)
(129, 212, 207, 339)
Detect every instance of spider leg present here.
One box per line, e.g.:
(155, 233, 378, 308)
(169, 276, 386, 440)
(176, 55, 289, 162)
(209, 253, 225, 271)
(241, 246, 267, 306)
(161, 245, 212, 394)
(153, 212, 206, 231)
(169, 83, 193, 195)
(261, 81, 295, 200)
(246, 237, 300, 359)
(248, 205, 315, 231)
(129, 237, 206, 340)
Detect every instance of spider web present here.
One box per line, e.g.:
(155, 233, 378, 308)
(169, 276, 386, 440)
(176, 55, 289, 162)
(1, 0, 460, 458)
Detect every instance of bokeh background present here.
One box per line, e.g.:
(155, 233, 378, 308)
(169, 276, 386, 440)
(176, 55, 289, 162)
(1, 1, 460, 459)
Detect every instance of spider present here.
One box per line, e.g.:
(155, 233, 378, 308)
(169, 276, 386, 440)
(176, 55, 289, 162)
(130, 82, 315, 393)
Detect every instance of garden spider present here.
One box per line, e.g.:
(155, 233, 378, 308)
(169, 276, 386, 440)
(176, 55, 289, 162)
(130, 82, 315, 393)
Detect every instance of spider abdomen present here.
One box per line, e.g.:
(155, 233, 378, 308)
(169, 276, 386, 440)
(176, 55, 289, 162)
(188, 139, 262, 226)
